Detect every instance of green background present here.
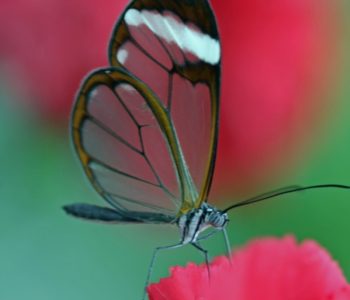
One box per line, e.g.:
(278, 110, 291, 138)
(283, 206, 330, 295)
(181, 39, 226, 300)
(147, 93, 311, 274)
(1, 3, 350, 300)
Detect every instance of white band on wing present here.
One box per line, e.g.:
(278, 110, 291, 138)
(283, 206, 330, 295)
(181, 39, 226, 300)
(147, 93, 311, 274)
(124, 8, 221, 65)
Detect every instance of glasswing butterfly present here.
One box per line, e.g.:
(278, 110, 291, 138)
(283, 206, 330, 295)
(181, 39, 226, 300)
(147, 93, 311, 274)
(64, 0, 350, 298)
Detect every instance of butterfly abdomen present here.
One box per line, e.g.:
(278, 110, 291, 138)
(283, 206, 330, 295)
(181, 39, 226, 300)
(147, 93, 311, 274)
(63, 203, 134, 223)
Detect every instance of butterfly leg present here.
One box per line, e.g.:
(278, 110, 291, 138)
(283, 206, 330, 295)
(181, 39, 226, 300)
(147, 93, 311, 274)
(196, 228, 220, 242)
(196, 228, 231, 259)
(143, 242, 184, 300)
(222, 227, 231, 260)
(191, 242, 211, 280)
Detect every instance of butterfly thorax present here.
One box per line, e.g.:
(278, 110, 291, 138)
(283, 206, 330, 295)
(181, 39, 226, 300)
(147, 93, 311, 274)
(177, 203, 228, 245)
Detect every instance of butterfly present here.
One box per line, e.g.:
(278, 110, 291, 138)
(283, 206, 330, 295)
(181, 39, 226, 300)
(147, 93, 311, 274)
(63, 0, 350, 298)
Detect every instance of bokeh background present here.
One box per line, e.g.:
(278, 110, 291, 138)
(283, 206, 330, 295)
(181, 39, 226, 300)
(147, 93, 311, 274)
(1, 0, 350, 299)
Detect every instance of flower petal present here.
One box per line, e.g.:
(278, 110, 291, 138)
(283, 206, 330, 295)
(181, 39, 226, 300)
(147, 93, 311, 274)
(148, 236, 350, 300)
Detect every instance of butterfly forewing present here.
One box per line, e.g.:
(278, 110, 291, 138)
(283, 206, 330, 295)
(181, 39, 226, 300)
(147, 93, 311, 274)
(108, 0, 221, 212)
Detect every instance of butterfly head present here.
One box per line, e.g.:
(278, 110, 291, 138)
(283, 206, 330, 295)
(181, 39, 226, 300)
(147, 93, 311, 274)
(203, 203, 229, 229)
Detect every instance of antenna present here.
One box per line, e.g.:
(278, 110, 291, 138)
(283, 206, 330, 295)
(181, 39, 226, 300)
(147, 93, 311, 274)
(223, 184, 350, 213)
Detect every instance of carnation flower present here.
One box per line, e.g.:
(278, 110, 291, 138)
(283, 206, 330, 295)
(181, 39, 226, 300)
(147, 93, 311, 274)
(148, 236, 350, 300)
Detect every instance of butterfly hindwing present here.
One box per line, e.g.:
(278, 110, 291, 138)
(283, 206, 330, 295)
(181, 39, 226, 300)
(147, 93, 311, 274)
(72, 68, 183, 221)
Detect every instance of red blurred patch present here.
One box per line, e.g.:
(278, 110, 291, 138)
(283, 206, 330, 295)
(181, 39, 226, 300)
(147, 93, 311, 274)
(0, 0, 340, 191)
(148, 236, 350, 300)
(210, 0, 339, 195)
(0, 0, 128, 122)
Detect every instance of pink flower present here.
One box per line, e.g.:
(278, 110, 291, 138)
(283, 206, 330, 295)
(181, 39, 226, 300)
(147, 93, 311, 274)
(0, 0, 128, 122)
(148, 236, 350, 300)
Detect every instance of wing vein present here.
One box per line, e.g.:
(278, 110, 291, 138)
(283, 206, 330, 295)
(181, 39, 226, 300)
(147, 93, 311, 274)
(90, 158, 160, 187)
(85, 115, 142, 155)
(112, 86, 141, 128)
(131, 20, 176, 68)
(167, 73, 173, 111)
(139, 126, 178, 201)
(129, 38, 169, 73)
(106, 191, 174, 214)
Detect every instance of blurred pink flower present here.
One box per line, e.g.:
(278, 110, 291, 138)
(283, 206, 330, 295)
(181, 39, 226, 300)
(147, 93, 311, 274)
(148, 236, 350, 300)
(211, 0, 339, 194)
(0, 0, 128, 122)
(0, 0, 340, 190)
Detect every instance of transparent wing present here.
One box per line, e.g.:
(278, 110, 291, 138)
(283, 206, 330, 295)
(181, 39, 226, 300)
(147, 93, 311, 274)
(108, 0, 221, 211)
(72, 68, 183, 220)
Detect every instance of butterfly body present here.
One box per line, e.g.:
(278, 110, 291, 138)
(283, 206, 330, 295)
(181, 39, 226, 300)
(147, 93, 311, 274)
(64, 202, 228, 244)
(177, 203, 228, 244)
